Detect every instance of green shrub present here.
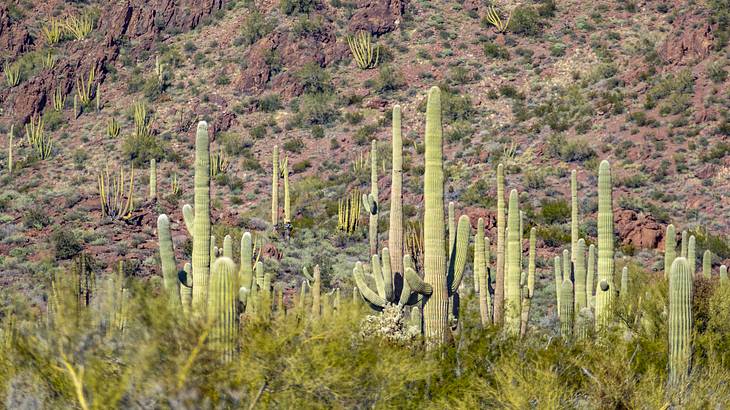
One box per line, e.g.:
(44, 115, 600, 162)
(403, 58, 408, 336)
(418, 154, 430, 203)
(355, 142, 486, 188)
(297, 62, 332, 94)
(540, 198, 570, 224)
(300, 92, 337, 125)
(283, 137, 305, 153)
(483, 43, 510, 59)
(545, 134, 596, 162)
(238, 10, 274, 46)
(52, 229, 83, 260)
(536, 224, 571, 246)
(122, 133, 166, 167)
(257, 94, 282, 112)
(375, 65, 405, 93)
(280, 0, 317, 15)
(23, 206, 51, 229)
(509, 6, 542, 36)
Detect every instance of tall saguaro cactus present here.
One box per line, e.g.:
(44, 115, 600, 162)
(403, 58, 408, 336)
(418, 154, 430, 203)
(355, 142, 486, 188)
(191, 121, 211, 316)
(157, 214, 181, 308)
(494, 163, 506, 325)
(149, 158, 157, 201)
(664, 224, 676, 280)
(560, 279, 574, 340)
(595, 160, 615, 330)
(687, 235, 696, 277)
(271, 145, 279, 227)
(554, 255, 562, 315)
(208, 258, 238, 362)
(570, 169, 578, 261)
(668, 257, 692, 386)
(363, 140, 379, 255)
(475, 218, 491, 326)
(587, 244, 595, 307)
(574, 238, 587, 311)
(389, 105, 404, 281)
(505, 189, 522, 334)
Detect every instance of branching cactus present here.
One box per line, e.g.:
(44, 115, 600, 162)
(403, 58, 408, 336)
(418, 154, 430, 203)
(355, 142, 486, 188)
(560, 279, 574, 340)
(389, 105, 404, 280)
(403, 87, 470, 346)
(362, 139, 379, 255)
(702, 250, 711, 279)
(505, 189, 522, 334)
(668, 257, 692, 386)
(189, 121, 211, 316)
(595, 160, 615, 330)
(664, 224, 676, 280)
(157, 214, 181, 308)
(353, 251, 422, 310)
(208, 258, 238, 362)
(494, 163, 506, 326)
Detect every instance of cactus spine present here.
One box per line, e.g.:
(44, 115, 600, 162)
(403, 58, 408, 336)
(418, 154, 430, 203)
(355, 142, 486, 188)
(687, 235, 696, 277)
(574, 238, 587, 311)
(505, 189, 521, 334)
(668, 257, 692, 386)
(271, 145, 279, 227)
(560, 279, 574, 340)
(595, 160, 615, 330)
(570, 169, 578, 262)
(475, 218, 491, 326)
(389, 105, 404, 282)
(208, 258, 238, 362)
(363, 140, 379, 255)
(191, 121, 211, 316)
(494, 163, 506, 325)
(149, 158, 157, 201)
(681, 230, 688, 258)
(664, 224, 676, 280)
(157, 214, 181, 308)
(702, 250, 712, 279)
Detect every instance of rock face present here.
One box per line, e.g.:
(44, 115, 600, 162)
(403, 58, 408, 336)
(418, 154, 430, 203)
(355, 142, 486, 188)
(615, 209, 664, 250)
(0, 6, 33, 59)
(347, 0, 407, 35)
(659, 13, 715, 65)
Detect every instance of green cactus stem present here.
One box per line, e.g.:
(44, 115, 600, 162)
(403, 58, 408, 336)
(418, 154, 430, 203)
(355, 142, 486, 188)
(208, 258, 238, 362)
(475, 218, 491, 326)
(363, 140, 379, 255)
(505, 189, 522, 334)
(702, 250, 712, 279)
(389, 105, 404, 280)
(664, 224, 676, 280)
(149, 158, 157, 201)
(668, 257, 692, 386)
(238, 232, 254, 308)
(562, 249, 571, 284)
(554, 255, 562, 315)
(587, 244, 595, 308)
(282, 156, 291, 226)
(527, 227, 536, 299)
(560, 279, 574, 340)
(272, 145, 279, 227)
(180, 263, 192, 317)
(570, 169, 578, 262)
(595, 160, 615, 330)
(574, 239, 586, 311)
(157, 214, 181, 308)
(681, 230, 688, 258)
(311, 265, 321, 317)
(191, 121, 211, 316)
(494, 163, 506, 326)
(719, 265, 727, 283)
(222, 235, 233, 259)
(687, 235, 696, 277)
(620, 266, 629, 299)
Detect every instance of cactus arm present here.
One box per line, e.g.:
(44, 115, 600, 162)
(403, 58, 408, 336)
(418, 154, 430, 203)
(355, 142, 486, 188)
(448, 215, 471, 295)
(680, 230, 688, 258)
(370, 254, 386, 299)
(182, 204, 194, 236)
(157, 214, 181, 308)
(574, 239, 587, 311)
(381, 248, 394, 302)
(405, 267, 433, 296)
(587, 244, 595, 306)
(397, 255, 415, 306)
(527, 227, 536, 298)
(179, 263, 193, 317)
(302, 266, 314, 282)
(353, 262, 388, 308)
(688, 235, 696, 277)
(664, 224, 676, 280)
(239, 232, 254, 296)
(448, 202, 456, 261)
(702, 250, 712, 279)
(223, 235, 233, 259)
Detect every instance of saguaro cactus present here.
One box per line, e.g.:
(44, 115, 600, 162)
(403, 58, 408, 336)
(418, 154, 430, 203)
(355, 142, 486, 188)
(664, 224, 676, 280)
(570, 169, 578, 261)
(554, 255, 562, 315)
(574, 239, 587, 311)
(668, 257, 692, 386)
(720, 265, 727, 283)
(494, 163, 506, 325)
(271, 146, 279, 227)
(363, 140, 379, 255)
(208, 258, 238, 362)
(681, 230, 688, 258)
(404, 87, 470, 346)
(505, 189, 522, 334)
(475, 218, 490, 326)
(560, 279, 574, 339)
(157, 214, 181, 308)
(149, 158, 157, 201)
(389, 105, 404, 283)
(687, 235, 696, 277)
(223, 235, 233, 259)
(238, 232, 254, 308)
(587, 244, 595, 307)
(595, 160, 615, 330)
(702, 250, 712, 279)
(191, 121, 211, 316)
(282, 156, 291, 226)
(620, 266, 629, 299)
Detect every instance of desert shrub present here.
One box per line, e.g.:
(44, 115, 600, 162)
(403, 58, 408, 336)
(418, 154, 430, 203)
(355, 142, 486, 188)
(280, 0, 317, 15)
(257, 94, 282, 112)
(509, 6, 542, 36)
(283, 137, 305, 153)
(540, 198, 570, 224)
(51, 229, 83, 260)
(238, 10, 274, 46)
(536, 224, 570, 246)
(297, 62, 331, 94)
(375, 64, 405, 93)
(23, 206, 51, 229)
(299, 92, 337, 125)
(545, 134, 596, 162)
(483, 42, 510, 59)
(122, 133, 166, 167)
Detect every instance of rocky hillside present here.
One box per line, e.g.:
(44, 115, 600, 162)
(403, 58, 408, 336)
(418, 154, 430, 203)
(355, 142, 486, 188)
(0, 0, 728, 301)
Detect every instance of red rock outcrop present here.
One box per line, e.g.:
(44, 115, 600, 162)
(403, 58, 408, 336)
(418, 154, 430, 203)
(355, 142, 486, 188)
(615, 209, 664, 250)
(347, 0, 407, 35)
(659, 13, 715, 65)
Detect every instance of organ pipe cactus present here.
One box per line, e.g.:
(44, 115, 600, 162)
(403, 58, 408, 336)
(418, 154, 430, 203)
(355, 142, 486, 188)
(362, 139, 379, 255)
(190, 121, 212, 316)
(208, 258, 238, 362)
(687, 235, 696, 277)
(668, 257, 692, 386)
(571, 169, 578, 261)
(404, 87, 471, 345)
(560, 279, 574, 339)
(389, 106, 404, 283)
(504, 189, 522, 334)
(494, 163, 506, 325)
(574, 239, 587, 311)
(702, 250, 711, 279)
(272, 145, 279, 227)
(157, 214, 181, 308)
(664, 224, 676, 280)
(595, 160, 615, 330)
